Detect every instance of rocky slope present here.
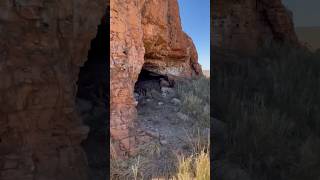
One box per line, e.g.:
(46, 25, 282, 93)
(212, 0, 299, 53)
(110, 0, 202, 157)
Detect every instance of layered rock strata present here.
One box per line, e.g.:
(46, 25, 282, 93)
(0, 1, 106, 179)
(110, 0, 202, 157)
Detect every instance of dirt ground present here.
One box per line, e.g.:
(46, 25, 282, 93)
(133, 74, 209, 178)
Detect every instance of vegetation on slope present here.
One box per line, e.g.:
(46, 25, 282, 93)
(212, 42, 320, 180)
(111, 76, 210, 180)
(176, 76, 210, 128)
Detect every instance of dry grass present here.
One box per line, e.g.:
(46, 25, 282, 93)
(172, 76, 210, 180)
(195, 149, 210, 180)
(173, 145, 210, 180)
(175, 76, 210, 128)
(174, 150, 210, 180)
(213, 42, 320, 179)
(110, 140, 155, 179)
(111, 76, 210, 180)
(110, 128, 210, 180)
(173, 128, 210, 180)
(175, 155, 193, 180)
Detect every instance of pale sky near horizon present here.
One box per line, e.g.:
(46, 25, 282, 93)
(178, 0, 210, 70)
(282, 0, 320, 27)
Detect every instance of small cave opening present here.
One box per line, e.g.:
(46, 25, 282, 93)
(75, 15, 107, 180)
(134, 68, 173, 101)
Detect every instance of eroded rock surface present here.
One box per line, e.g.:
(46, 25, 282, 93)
(110, 0, 202, 157)
(212, 0, 299, 53)
(0, 1, 106, 180)
(141, 0, 202, 76)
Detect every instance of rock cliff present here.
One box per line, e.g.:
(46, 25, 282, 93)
(0, 0, 106, 179)
(110, 0, 202, 157)
(212, 0, 299, 53)
(0, 0, 301, 178)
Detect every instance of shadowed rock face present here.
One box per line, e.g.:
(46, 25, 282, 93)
(0, 1, 105, 179)
(212, 0, 299, 53)
(110, 0, 202, 157)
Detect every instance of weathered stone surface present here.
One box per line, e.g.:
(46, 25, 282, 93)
(141, 0, 202, 77)
(0, 0, 106, 179)
(212, 0, 299, 53)
(110, 0, 145, 157)
(110, 0, 202, 157)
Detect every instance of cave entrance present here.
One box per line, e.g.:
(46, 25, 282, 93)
(134, 68, 172, 101)
(75, 15, 107, 179)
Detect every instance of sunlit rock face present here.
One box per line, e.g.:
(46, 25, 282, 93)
(110, 0, 145, 157)
(212, 0, 299, 53)
(110, 0, 202, 157)
(0, 0, 105, 179)
(141, 0, 202, 77)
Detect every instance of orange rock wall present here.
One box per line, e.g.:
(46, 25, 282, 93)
(110, 0, 145, 156)
(110, 0, 202, 156)
(142, 0, 202, 76)
(0, 1, 105, 179)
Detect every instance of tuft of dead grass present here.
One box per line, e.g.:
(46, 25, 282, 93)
(173, 148, 210, 180)
(173, 129, 210, 180)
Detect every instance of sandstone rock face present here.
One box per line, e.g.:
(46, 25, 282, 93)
(212, 0, 299, 53)
(0, 1, 105, 179)
(141, 0, 202, 77)
(110, 0, 202, 157)
(110, 0, 145, 157)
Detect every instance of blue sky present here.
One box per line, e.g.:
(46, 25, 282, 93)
(178, 0, 210, 70)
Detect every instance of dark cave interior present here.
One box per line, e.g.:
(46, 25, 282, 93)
(134, 69, 170, 97)
(76, 15, 108, 180)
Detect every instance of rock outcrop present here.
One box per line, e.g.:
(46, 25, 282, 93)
(0, 1, 106, 180)
(141, 0, 202, 76)
(212, 0, 299, 53)
(110, 0, 202, 157)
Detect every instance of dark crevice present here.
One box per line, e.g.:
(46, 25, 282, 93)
(134, 69, 171, 97)
(76, 13, 107, 180)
